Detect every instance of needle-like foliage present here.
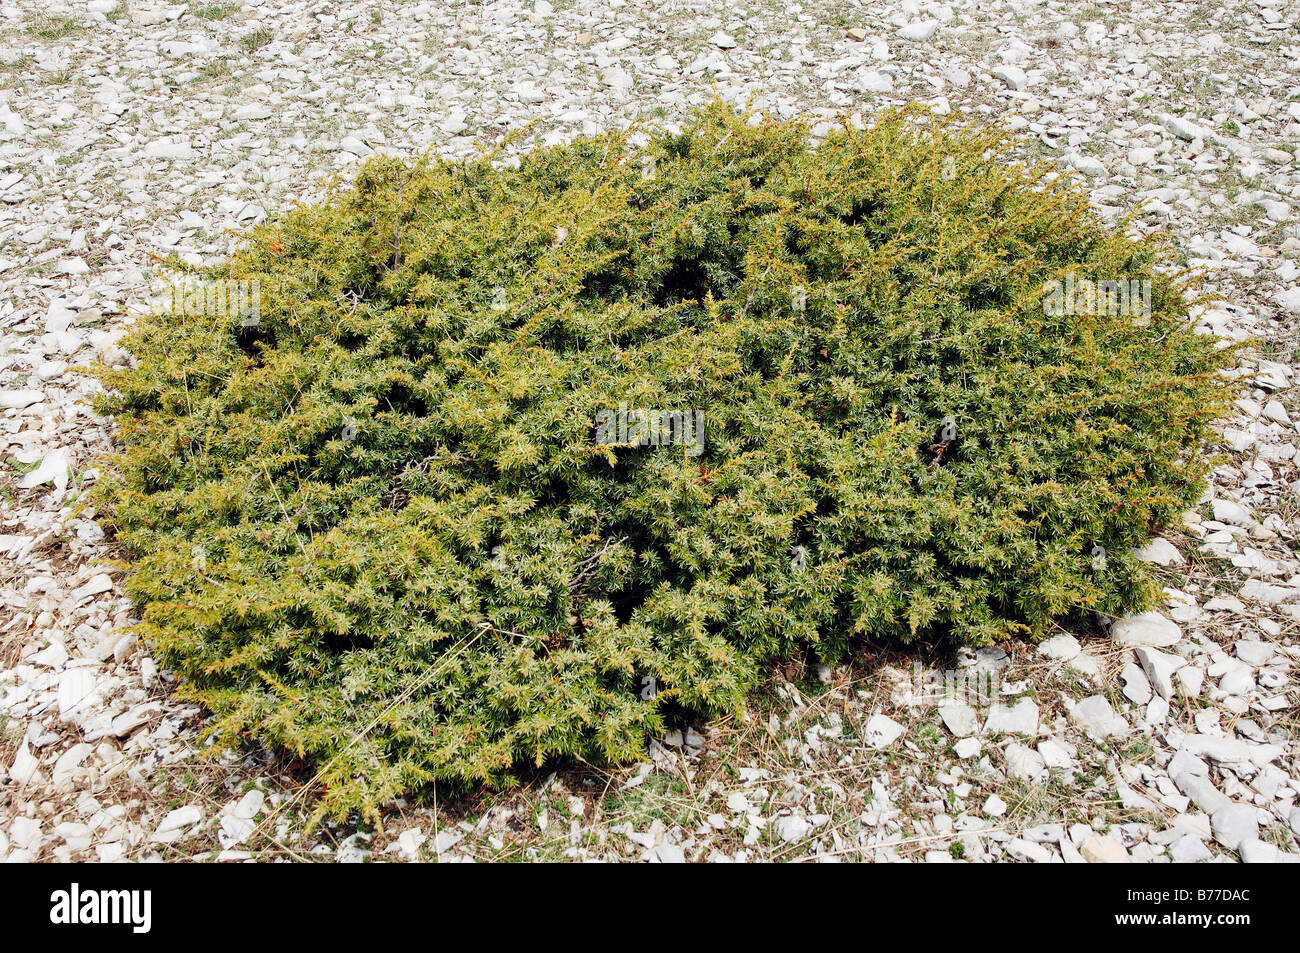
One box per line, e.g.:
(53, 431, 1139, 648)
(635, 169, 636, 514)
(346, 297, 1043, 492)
(93, 104, 1235, 819)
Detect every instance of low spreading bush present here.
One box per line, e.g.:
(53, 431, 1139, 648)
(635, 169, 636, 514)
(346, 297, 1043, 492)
(94, 104, 1235, 818)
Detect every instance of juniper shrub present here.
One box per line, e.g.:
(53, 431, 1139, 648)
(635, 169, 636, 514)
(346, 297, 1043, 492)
(93, 104, 1235, 818)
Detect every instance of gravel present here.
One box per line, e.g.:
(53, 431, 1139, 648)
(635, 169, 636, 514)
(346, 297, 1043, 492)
(1, 0, 1298, 863)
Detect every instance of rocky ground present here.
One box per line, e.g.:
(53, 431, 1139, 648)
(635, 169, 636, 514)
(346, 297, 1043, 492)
(1, 0, 1299, 862)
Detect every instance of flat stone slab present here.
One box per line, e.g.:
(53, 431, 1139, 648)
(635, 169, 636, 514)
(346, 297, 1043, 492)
(1110, 611, 1182, 647)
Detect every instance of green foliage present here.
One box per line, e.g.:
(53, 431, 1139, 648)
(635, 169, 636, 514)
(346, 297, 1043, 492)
(93, 104, 1235, 819)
